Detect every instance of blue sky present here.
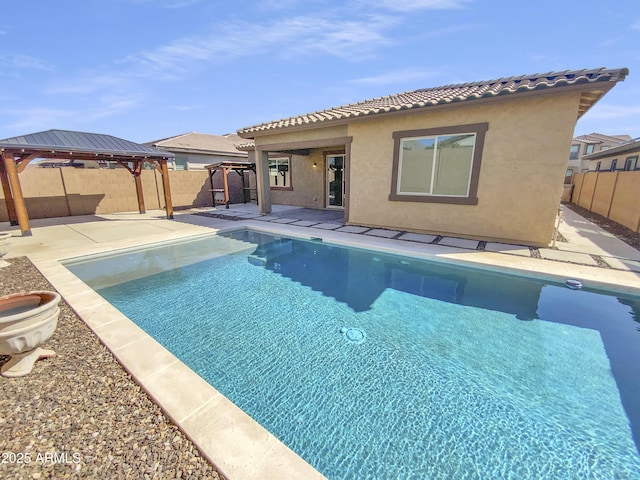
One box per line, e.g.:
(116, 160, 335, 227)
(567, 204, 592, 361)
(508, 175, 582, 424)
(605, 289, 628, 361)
(1, 0, 639, 143)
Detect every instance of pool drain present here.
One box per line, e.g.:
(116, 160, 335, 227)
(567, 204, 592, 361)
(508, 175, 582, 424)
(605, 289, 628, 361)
(340, 327, 366, 344)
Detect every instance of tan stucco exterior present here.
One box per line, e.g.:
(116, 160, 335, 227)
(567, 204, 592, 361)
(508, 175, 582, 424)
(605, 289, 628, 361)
(247, 92, 585, 246)
(346, 93, 579, 246)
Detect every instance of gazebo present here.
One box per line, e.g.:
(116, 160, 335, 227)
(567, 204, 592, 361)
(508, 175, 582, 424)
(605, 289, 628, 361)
(0, 129, 176, 236)
(205, 160, 257, 209)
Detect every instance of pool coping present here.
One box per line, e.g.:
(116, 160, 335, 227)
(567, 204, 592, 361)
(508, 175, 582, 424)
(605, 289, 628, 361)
(26, 219, 640, 480)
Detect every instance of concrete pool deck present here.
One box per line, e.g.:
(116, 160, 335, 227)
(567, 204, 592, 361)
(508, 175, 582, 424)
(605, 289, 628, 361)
(3, 205, 640, 479)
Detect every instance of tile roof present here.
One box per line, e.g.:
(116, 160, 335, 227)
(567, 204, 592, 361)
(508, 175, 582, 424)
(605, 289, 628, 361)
(146, 132, 247, 157)
(0, 129, 173, 158)
(238, 67, 628, 137)
(573, 132, 632, 145)
(582, 137, 640, 160)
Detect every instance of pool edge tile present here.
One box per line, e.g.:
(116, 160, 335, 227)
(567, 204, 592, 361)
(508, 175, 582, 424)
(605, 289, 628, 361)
(111, 335, 179, 379)
(180, 394, 324, 480)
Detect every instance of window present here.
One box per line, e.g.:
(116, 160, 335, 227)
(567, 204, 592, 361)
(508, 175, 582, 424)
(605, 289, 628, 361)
(624, 156, 638, 171)
(610, 159, 617, 171)
(585, 144, 595, 155)
(569, 145, 580, 160)
(564, 168, 574, 184)
(269, 156, 291, 188)
(174, 156, 188, 171)
(600, 146, 610, 151)
(390, 123, 488, 205)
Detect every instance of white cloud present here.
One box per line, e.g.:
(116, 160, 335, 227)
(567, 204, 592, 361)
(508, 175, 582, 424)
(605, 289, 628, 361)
(4, 107, 75, 131)
(0, 54, 53, 71)
(362, 0, 472, 12)
(126, 14, 396, 75)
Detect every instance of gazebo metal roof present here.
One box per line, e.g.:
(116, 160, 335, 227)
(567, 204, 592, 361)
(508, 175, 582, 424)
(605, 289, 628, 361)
(0, 129, 174, 161)
(1, 129, 176, 236)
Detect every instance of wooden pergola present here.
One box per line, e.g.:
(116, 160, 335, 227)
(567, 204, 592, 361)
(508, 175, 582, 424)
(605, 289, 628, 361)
(205, 160, 257, 209)
(0, 129, 176, 236)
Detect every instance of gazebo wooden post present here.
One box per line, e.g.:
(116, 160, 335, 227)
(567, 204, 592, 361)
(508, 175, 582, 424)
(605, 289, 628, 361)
(2, 151, 31, 236)
(222, 166, 230, 209)
(133, 161, 146, 214)
(0, 160, 18, 225)
(159, 159, 174, 219)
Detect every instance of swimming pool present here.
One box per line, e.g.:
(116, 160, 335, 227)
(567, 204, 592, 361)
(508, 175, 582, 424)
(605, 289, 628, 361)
(65, 229, 640, 479)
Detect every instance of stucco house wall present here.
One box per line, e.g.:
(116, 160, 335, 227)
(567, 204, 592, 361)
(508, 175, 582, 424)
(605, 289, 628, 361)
(269, 152, 326, 208)
(239, 68, 627, 247)
(344, 93, 579, 246)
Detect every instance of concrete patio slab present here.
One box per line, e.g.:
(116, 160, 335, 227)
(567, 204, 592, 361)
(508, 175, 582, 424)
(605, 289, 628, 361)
(291, 221, 319, 227)
(557, 207, 640, 261)
(397, 232, 437, 243)
(601, 256, 640, 272)
(539, 248, 598, 266)
(272, 217, 297, 224)
(310, 223, 341, 230)
(365, 228, 401, 238)
(336, 226, 370, 234)
(438, 237, 479, 249)
(485, 242, 532, 257)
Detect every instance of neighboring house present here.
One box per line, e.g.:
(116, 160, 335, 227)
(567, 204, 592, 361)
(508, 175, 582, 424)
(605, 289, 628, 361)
(567, 132, 632, 180)
(582, 137, 640, 172)
(145, 132, 247, 170)
(237, 67, 628, 246)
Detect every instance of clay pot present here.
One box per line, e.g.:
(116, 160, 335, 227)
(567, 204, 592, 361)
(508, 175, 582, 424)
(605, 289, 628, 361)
(0, 291, 60, 377)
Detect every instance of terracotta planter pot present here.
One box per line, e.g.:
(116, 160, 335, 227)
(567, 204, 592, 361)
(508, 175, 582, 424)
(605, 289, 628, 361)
(0, 291, 61, 377)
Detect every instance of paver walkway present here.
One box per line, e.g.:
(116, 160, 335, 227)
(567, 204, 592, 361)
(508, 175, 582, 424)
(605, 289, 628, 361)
(195, 204, 640, 273)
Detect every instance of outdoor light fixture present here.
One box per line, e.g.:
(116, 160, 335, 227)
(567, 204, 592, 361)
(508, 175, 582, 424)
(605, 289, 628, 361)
(312, 162, 317, 168)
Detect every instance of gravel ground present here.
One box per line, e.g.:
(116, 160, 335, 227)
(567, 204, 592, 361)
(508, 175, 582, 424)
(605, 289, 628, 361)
(0, 258, 223, 480)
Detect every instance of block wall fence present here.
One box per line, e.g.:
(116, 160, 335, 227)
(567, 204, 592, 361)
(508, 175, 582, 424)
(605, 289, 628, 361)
(571, 171, 640, 233)
(0, 168, 228, 222)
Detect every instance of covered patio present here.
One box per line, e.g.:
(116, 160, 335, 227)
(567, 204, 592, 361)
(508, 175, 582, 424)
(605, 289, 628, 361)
(0, 129, 176, 236)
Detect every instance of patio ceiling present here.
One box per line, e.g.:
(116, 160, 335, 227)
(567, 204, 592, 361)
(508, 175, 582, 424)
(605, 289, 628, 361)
(0, 129, 176, 236)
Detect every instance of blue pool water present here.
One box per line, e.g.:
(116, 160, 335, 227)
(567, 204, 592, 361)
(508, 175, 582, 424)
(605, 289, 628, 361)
(65, 229, 640, 479)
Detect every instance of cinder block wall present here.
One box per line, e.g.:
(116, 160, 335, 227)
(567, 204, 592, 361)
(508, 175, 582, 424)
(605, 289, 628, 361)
(167, 170, 211, 208)
(571, 171, 640, 233)
(0, 168, 214, 221)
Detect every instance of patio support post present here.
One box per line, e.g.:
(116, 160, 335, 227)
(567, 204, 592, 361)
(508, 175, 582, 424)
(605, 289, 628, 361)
(2, 151, 31, 236)
(133, 161, 146, 214)
(222, 166, 230, 209)
(0, 160, 18, 226)
(255, 149, 271, 214)
(159, 159, 174, 219)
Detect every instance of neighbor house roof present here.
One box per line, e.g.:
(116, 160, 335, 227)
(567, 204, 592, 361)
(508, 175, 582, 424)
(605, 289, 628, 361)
(146, 132, 247, 157)
(0, 129, 174, 160)
(237, 67, 629, 137)
(582, 137, 640, 161)
(573, 132, 632, 145)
